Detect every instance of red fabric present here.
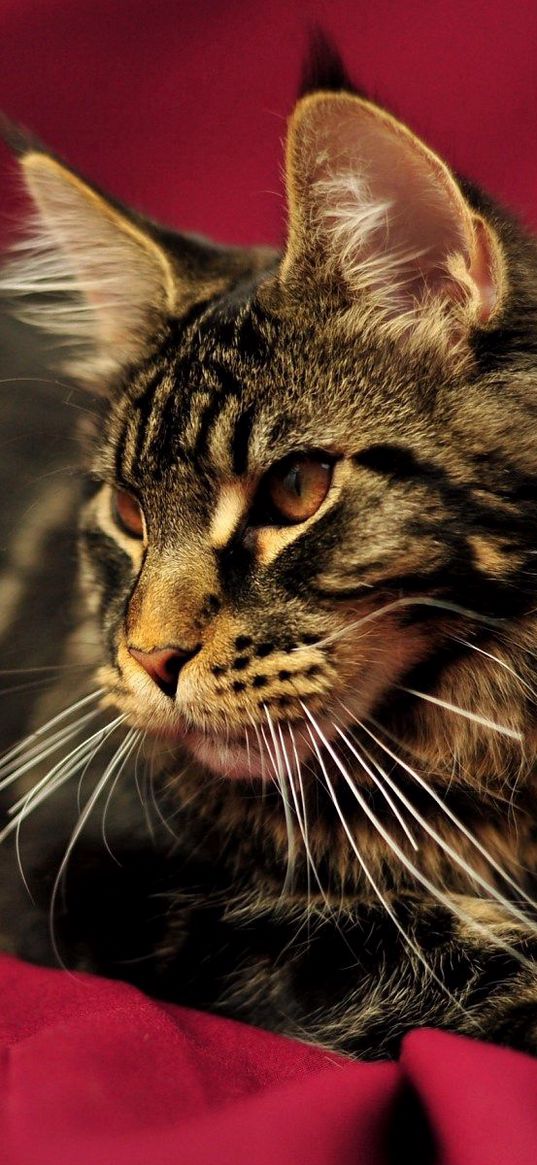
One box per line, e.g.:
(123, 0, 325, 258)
(0, 954, 536, 1165)
(2, 2, 537, 1162)
(0, 0, 536, 244)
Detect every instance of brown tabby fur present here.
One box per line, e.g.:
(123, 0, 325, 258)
(2, 45, 537, 1059)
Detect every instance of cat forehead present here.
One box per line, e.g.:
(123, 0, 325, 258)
(98, 277, 458, 494)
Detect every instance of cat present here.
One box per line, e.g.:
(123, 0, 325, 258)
(1, 39, 537, 1059)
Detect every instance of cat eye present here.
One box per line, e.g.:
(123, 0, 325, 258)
(255, 453, 334, 526)
(112, 488, 145, 539)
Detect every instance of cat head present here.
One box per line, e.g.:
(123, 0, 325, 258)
(2, 65, 536, 799)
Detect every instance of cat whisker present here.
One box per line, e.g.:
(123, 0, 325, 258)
(48, 722, 134, 968)
(286, 725, 315, 910)
(451, 635, 537, 701)
(262, 709, 296, 894)
(351, 709, 537, 921)
(244, 726, 252, 779)
(101, 729, 143, 863)
(295, 596, 503, 653)
(336, 716, 537, 932)
(303, 709, 472, 1016)
(399, 686, 522, 740)
(145, 737, 184, 842)
(1, 715, 127, 839)
(0, 663, 92, 675)
(0, 708, 101, 792)
(302, 704, 533, 968)
(14, 715, 125, 900)
(331, 714, 418, 851)
(277, 723, 312, 906)
(0, 688, 105, 776)
(247, 713, 268, 789)
(133, 731, 155, 840)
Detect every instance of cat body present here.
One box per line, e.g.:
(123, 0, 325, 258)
(2, 45, 537, 1058)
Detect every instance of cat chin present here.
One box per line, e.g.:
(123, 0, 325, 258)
(183, 730, 264, 780)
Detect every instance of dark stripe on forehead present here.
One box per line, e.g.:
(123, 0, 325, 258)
(120, 300, 220, 477)
(126, 358, 175, 477)
(206, 358, 243, 398)
(193, 394, 226, 461)
(231, 404, 256, 476)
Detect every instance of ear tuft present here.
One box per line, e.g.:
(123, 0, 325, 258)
(282, 92, 506, 349)
(0, 151, 177, 387)
(299, 29, 356, 98)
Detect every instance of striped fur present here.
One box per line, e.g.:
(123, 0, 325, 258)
(3, 47, 537, 1059)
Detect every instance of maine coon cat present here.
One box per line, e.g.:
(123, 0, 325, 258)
(1, 43, 537, 1059)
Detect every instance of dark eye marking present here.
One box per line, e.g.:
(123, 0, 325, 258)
(353, 444, 437, 481)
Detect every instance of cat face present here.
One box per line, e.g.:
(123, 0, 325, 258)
(3, 88, 534, 789)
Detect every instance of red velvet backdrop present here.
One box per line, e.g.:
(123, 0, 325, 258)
(1, 2, 537, 1163)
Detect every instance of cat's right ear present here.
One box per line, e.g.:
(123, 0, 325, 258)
(0, 138, 231, 390)
(280, 91, 506, 354)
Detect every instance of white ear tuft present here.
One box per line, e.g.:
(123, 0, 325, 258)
(0, 153, 177, 385)
(282, 93, 506, 347)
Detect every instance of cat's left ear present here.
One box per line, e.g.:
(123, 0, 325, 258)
(0, 146, 246, 388)
(281, 92, 506, 343)
(0, 150, 182, 384)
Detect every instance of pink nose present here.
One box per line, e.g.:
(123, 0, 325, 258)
(128, 645, 198, 697)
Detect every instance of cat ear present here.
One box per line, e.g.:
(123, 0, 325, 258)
(1, 149, 196, 386)
(281, 92, 506, 345)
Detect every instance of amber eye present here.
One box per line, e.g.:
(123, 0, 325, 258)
(112, 488, 145, 539)
(260, 453, 334, 526)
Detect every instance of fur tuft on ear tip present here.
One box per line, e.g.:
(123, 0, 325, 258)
(282, 90, 507, 349)
(299, 29, 358, 98)
(0, 148, 179, 389)
(0, 112, 49, 159)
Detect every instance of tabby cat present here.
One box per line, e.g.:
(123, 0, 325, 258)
(1, 44, 537, 1060)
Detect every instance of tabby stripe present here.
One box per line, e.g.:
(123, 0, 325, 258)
(353, 444, 442, 482)
(130, 362, 171, 471)
(193, 394, 226, 460)
(207, 359, 243, 398)
(230, 404, 256, 476)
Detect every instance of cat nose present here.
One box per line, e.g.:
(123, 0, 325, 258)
(128, 644, 200, 698)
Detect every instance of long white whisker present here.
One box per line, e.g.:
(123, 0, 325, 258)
(101, 729, 142, 862)
(277, 723, 313, 908)
(332, 714, 418, 851)
(2, 717, 125, 834)
(13, 717, 125, 899)
(0, 689, 104, 774)
(285, 725, 315, 907)
(304, 712, 473, 1017)
(244, 727, 252, 778)
(302, 703, 533, 967)
(353, 711, 537, 919)
(296, 597, 502, 653)
(399, 686, 522, 740)
(453, 636, 537, 700)
(262, 709, 296, 894)
(133, 731, 154, 839)
(336, 719, 537, 931)
(48, 721, 131, 966)
(0, 708, 101, 791)
(247, 714, 267, 785)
